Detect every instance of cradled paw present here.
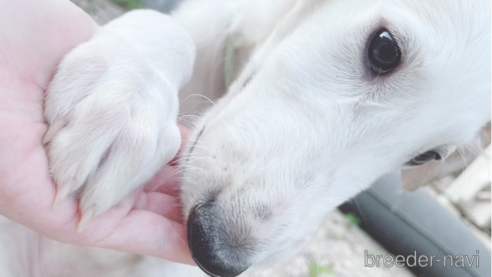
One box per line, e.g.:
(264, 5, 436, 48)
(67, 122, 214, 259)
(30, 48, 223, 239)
(44, 32, 181, 230)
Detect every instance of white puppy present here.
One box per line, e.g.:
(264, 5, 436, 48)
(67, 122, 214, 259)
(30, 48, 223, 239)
(3, 0, 491, 276)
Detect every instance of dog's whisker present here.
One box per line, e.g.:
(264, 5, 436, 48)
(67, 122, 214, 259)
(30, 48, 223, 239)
(181, 94, 216, 106)
(177, 114, 205, 121)
(177, 118, 198, 126)
(177, 156, 213, 165)
(453, 147, 472, 193)
(148, 169, 188, 193)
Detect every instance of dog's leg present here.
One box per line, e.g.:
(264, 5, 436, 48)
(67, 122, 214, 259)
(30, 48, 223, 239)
(171, 0, 236, 116)
(44, 10, 195, 225)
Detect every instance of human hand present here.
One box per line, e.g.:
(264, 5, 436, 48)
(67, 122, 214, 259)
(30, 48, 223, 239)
(0, 0, 193, 264)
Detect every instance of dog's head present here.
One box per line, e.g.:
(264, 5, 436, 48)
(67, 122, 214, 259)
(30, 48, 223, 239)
(180, 0, 491, 276)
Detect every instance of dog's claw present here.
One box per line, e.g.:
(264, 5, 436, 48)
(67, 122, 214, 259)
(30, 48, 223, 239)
(52, 185, 70, 211)
(43, 120, 65, 145)
(77, 208, 96, 233)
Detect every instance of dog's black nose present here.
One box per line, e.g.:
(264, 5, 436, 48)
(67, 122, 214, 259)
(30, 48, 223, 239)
(187, 202, 251, 277)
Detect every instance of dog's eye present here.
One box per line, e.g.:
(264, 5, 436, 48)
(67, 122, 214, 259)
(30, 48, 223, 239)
(406, 151, 442, 166)
(368, 29, 401, 75)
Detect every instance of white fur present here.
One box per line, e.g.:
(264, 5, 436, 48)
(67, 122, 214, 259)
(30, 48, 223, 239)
(1, 0, 490, 275)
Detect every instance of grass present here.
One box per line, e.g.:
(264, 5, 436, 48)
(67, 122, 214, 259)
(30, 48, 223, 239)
(110, 0, 143, 10)
(309, 260, 334, 277)
(344, 212, 360, 227)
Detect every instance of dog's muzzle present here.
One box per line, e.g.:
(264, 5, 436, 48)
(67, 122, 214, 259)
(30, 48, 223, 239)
(187, 201, 252, 277)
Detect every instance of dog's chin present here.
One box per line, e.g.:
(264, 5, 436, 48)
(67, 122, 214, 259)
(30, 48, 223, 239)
(253, 237, 313, 270)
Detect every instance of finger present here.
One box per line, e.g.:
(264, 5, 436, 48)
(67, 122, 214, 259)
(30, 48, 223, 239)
(41, 190, 138, 241)
(23, 179, 194, 265)
(135, 191, 183, 223)
(98, 210, 195, 265)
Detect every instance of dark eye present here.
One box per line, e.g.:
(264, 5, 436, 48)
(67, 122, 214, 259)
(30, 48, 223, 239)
(406, 151, 442, 166)
(368, 29, 401, 75)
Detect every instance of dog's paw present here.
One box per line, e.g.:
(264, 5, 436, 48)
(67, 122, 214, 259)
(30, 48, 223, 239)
(44, 31, 181, 229)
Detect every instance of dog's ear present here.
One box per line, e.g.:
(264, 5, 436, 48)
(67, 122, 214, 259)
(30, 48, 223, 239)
(246, 0, 325, 62)
(225, 0, 326, 91)
(268, 0, 326, 42)
(231, 0, 324, 48)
